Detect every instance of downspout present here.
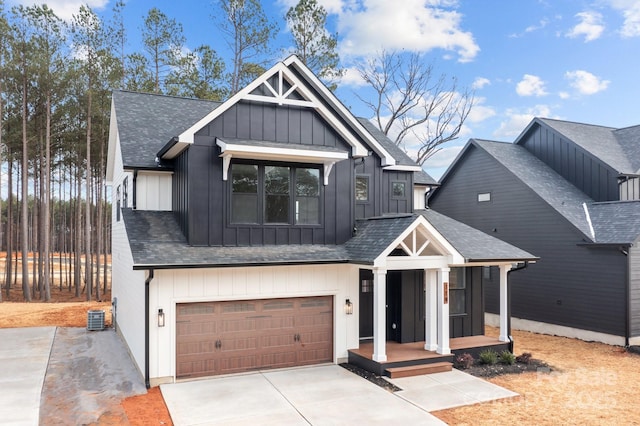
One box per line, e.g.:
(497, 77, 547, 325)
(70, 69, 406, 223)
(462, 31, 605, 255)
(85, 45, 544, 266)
(144, 269, 154, 389)
(133, 170, 138, 210)
(506, 261, 529, 352)
(620, 246, 630, 347)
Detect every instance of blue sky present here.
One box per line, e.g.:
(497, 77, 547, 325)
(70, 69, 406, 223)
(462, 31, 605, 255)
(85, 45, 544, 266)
(11, 0, 640, 178)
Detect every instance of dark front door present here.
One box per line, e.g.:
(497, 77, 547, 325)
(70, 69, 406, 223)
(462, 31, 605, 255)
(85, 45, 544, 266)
(386, 271, 402, 342)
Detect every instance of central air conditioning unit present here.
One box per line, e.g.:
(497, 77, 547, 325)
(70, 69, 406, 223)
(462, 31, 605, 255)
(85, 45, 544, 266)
(87, 310, 105, 331)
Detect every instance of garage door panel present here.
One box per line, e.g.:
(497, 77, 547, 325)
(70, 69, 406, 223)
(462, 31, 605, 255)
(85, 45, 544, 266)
(219, 355, 258, 374)
(176, 296, 333, 379)
(260, 334, 295, 349)
(220, 337, 258, 351)
(260, 351, 297, 369)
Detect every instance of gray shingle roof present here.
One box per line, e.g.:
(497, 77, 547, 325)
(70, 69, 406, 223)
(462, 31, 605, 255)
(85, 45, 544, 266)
(414, 169, 438, 185)
(122, 209, 349, 268)
(613, 125, 640, 173)
(419, 209, 537, 262)
(537, 118, 634, 174)
(473, 139, 594, 239)
(345, 211, 536, 264)
(356, 118, 419, 167)
(587, 201, 640, 244)
(113, 91, 220, 169)
(345, 214, 417, 263)
(123, 209, 534, 269)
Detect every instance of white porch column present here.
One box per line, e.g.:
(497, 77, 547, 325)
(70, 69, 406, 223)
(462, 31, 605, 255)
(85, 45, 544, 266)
(499, 264, 512, 342)
(437, 268, 451, 355)
(372, 267, 387, 362)
(424, 269, 438, 351)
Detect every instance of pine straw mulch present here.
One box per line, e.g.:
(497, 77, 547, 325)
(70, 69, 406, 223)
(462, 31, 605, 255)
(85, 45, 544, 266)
(2, 289, 640, 425)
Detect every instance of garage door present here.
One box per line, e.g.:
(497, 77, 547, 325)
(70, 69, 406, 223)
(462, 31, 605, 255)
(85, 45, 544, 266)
(176, 296, 333, 379)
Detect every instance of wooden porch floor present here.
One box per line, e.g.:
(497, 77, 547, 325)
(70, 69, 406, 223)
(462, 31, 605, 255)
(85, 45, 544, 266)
(351, 335, 504, 363)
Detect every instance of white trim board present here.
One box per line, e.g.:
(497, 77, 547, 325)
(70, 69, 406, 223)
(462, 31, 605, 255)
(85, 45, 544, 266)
(484, 313, 625, 346)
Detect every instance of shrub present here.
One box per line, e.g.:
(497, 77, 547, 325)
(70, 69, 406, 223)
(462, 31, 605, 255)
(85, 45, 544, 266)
(516, 352, 533, 364)
(500, 350, 516, 365)
(478, 349, 499, 365)
(455, 353, 474, 369)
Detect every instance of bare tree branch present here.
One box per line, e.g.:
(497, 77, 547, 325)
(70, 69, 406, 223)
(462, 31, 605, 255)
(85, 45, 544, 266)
(356, 50, 474, 166)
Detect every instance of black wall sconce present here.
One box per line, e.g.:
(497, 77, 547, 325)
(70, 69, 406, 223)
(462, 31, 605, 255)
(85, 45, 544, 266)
(158, 308, 165, 327)
(345, 299, 353, 315)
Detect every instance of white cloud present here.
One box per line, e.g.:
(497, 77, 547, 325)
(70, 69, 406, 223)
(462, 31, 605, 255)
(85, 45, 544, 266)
(472, 77, 490, 90)
(423, 144, 465, 169)
(558, 91, 570, 99)
(606, 0, 640, 37)
(493, 105, 555, 138)
(566, 11, 605, 42)
(338, 0, 479, 62)
(525, 18, 549, 33)
(10, 0, 108, 21)
(516, 74, 548, 97)
(468, 101, 496, 123)
(565, 70, 610, 95)
(339, 66, 367, 87)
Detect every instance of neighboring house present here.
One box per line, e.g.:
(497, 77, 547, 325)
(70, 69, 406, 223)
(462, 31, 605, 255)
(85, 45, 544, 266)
(430, 117, 640, 347)
(106, 55, 535, 387)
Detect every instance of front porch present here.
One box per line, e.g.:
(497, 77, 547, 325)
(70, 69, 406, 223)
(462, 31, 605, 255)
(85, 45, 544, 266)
(348, 335, 509, 377)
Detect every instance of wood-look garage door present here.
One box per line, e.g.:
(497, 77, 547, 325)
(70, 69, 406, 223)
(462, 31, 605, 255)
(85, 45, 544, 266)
(176, 296, 333, 379)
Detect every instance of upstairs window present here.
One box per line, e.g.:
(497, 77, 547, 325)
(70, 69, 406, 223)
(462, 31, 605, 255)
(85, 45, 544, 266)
(265, 166, 290, 223)
(231, 163, 320, 225)
(355, 175, 369, 202)
(392, 181, 406, 198)
(231, 164, 258, 223)
(295, 168, 320, 224)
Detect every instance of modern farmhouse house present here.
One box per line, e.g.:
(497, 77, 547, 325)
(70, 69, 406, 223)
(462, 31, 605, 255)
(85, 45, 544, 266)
(106, 55, 535, 387)
(430, 118, 640, 347)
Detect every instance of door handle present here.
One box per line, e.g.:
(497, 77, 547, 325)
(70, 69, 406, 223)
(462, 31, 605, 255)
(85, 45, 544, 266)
(293, 333, 300, 342)
(215, 339, 222, 349)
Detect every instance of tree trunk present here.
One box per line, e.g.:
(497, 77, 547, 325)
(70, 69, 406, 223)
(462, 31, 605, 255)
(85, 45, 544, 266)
(21, 68, 31, 302)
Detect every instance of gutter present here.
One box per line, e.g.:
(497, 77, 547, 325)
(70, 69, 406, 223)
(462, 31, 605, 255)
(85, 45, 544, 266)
(133, 170, 138, 210)
(144, 269, 154, 389)
(506, 261, 529, 352)
(621, 247, 630, 347)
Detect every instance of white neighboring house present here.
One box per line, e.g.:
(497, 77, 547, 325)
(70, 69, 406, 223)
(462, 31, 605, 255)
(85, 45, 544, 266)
(106, 56, 536, 387)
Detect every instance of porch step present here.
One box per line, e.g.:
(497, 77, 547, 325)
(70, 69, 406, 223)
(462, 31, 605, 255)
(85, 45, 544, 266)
(385, 362, 452, 378)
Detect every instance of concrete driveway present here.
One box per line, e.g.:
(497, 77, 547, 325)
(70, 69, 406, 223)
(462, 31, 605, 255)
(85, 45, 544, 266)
(0, 327, 55, 425)
(161, 365, 517, 425)
(0, 326, 146, 426)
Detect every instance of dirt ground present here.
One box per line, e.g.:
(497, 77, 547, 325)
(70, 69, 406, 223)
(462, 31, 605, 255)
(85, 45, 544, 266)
(2, 289, 639, 425)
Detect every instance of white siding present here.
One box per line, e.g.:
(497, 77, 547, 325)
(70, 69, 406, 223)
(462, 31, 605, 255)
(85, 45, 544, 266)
(620, 177, 640, 201)
(414, 187, 426, 210)
(136, 172, 173, 211)
(148, 264, 360, 383)
(110, 137, 146, 375)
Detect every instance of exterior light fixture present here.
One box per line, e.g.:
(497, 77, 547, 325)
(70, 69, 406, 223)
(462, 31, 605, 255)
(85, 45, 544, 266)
(345, 299, 353, 315)
(158, 308, 165, 327)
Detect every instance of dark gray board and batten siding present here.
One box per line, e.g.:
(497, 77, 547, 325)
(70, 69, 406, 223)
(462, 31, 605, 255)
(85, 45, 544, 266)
(172, 100, 415, 247)
(519, 124, 619, 202)
(430, 145, 627, 336)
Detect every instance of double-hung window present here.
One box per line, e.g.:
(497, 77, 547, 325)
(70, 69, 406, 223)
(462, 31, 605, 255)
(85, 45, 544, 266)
(231, 163, 320, 225)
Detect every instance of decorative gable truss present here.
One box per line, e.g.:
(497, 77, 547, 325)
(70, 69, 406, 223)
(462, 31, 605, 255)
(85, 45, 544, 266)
(159, 56, 407, 173)
(374, 216, 465, 269)
(243, 68, 316, 108)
